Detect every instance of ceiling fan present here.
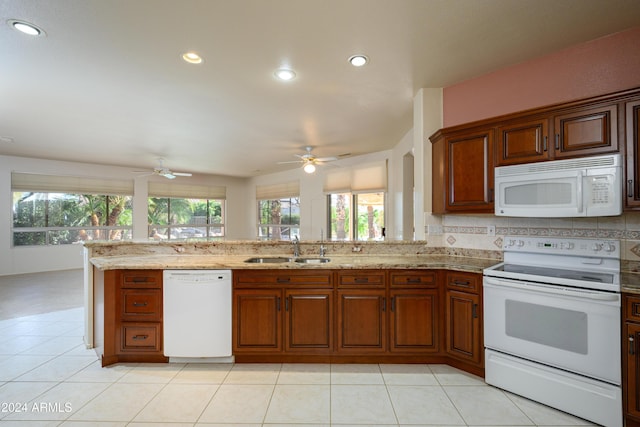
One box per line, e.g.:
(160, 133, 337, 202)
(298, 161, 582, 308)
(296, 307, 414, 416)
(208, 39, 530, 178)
(278, 146, 338, 173)
(133, 158, 193, 179)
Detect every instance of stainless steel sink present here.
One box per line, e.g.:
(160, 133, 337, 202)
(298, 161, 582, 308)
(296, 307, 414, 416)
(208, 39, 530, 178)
(294, 257, 331, 264)
(244, 257, 293, 263)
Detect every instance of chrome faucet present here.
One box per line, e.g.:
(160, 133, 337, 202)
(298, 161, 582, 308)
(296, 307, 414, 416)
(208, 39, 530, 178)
(292, 235, 300, 257)
(319, 229, 326, 257)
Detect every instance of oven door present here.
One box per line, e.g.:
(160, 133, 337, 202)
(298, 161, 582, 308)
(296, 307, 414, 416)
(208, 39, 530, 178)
(484, 276, 620, 384)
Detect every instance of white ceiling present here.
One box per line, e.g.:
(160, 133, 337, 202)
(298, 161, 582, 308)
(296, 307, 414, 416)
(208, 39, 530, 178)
(1, 0, 639, 178)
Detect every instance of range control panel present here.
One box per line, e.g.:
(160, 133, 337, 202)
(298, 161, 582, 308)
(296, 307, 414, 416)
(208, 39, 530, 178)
(503, 236, 619, 258)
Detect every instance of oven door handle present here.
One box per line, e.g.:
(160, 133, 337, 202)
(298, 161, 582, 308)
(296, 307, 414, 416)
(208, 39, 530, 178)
(484, 278, 620, 303)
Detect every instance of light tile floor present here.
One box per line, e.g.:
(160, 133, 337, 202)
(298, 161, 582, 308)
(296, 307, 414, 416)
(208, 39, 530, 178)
(0, 307, 598, 426)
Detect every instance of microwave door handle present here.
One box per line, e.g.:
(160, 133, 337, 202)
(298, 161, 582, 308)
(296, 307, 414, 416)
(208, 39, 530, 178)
(577, 171, 584, 213)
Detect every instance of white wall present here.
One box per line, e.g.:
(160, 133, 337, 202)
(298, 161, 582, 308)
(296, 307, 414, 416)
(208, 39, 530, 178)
(0, 155, 251, 276)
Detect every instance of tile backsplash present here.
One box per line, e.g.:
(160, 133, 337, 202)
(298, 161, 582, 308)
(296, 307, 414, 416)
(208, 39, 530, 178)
(426, 213, 640, 262)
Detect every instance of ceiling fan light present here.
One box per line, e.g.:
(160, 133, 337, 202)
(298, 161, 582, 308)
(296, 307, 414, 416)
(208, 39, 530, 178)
(303, 163, 316, 174)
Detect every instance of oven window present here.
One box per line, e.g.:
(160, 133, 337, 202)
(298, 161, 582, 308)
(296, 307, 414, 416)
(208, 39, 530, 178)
(505, 300, 588, 354)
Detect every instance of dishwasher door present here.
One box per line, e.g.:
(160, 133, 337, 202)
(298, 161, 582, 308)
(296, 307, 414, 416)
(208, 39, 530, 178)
(163, 270, 232, 358)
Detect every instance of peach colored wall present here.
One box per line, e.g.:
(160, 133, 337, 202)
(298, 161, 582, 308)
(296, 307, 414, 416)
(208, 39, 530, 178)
(443, 26, 640, 127)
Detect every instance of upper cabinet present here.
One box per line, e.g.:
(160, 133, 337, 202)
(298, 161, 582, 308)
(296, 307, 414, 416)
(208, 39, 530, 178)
(431, 127, 494, 214)
(431, 87, 639, 214)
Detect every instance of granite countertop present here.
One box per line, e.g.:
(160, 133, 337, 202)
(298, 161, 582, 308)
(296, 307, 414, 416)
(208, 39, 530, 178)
(89, 254, 497, 274)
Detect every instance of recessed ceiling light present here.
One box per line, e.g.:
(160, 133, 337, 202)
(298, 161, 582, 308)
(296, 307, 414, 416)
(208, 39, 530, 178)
(8, 19, 44, 36)
(182, 52, 203, 64)
(348, 54, 368, 67)
(275, 68, 296, 81)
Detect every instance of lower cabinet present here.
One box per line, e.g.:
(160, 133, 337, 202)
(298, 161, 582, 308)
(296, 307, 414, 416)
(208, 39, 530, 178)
(94, 269, 168, 366)
(445, 271, 483, 367)
(336, 288, 387, 353)
(624, 294, 640, 426)
(232, 270, 333, 355)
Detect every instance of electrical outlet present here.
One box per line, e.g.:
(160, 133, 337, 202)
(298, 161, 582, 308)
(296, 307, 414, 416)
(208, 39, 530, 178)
(487, 225, 496, 236)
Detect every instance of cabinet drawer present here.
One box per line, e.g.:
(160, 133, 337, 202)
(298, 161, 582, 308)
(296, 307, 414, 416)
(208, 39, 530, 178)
(625, 295, 640, 322)
(121, 270, 162, 289)
(120, 324, 161, 352)
(235, 270, 332, 287)
(338, 271, 385, 287)
(390, 271, 436, 287)
(121, 289, 161, 321)
(446, 271, 480, 293)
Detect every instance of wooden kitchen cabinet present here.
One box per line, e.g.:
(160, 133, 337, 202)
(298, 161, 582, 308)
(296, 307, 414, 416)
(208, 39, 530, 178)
(552, 103, 618, 159)
(625, 98, 640, 208)
(431, 127, 494, 214)
(232, 270, 333, 355)
(496, 117, 550, 166)
(336, 270, 387, 353)
(624, 294, 640, 425)
(94, 269, 167, 366)
(389, 271, 439, 353)
(445, 271, 482, 367)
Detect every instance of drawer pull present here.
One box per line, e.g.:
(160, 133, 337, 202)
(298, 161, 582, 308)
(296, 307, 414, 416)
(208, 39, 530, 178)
(406, 277, 421, 284)
(131, 277, 149, 283)
(453, 280, 471, 287)
(132, 302, 148, 307)
(277, 277, 291, 283)
(354, 277, 369, 283)
(132, 334, 149, 341)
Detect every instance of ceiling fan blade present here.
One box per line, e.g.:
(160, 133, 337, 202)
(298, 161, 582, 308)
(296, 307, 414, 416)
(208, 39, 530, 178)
(315, 156, 338, 162)
(172, 172, 192, 176)
(278, 160, 303, 164)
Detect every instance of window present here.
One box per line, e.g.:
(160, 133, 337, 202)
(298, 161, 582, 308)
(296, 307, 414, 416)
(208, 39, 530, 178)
(256, 181, 300, 241)
(12, 193, 133, 246)
(328, 192, 385, 241)
(148, 198, 224, 240)
(258, 197, 300, 240)
(147, 181, 226, 240)
(11, 173, 134, 246)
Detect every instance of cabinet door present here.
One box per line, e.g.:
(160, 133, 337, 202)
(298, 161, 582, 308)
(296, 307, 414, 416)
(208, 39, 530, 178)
(233, 289, 282, 352)
(445, 289, 481, 364)
(284, 289, 333, 352)
(626, 323, 640, 420)
(496, 118, 550, 166)
(553, 104, 618, 158)
(337, 289, 387, 353)
(445, 128, 494, 212)
(626, 100, 640, 208)
(389, 289, 438, 353)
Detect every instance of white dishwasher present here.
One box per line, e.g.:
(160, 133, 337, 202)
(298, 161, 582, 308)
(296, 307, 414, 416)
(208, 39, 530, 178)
(163, 270, 232, 358)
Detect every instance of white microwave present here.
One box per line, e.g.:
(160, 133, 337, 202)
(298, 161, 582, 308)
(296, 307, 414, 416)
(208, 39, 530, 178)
(494, 154, 622, 217)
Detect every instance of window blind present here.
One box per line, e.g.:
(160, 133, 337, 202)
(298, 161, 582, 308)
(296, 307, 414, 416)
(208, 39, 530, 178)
(148, 181, 226, 199)
(323, 160, 387, 193)
(11, 172, 134, 195)
(256, 181, 300, 199)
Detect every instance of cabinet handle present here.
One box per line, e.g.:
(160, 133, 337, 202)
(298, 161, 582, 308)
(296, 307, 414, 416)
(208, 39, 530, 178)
(276, 297, 281, 311)
(354, 277, 369, 283)
(555, 134, 560, 150)
(453, 280, 471, 287)
(391, 297, 395, 312)
(489, 188, 494, 203)
(630, 335, 636, 355)
(132, 277, 148, 283)
(132, 302, 148, 307)
(472, 304, 478, 319)
(382, 297, 386, 312)
(277, 277, 290, 283)
(629, 180, 634, 198)
(543, 136, 548, 152)
(132, 335, 148, 340)
(285, 296, 289, 311)
(406, 277, 421, 284)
